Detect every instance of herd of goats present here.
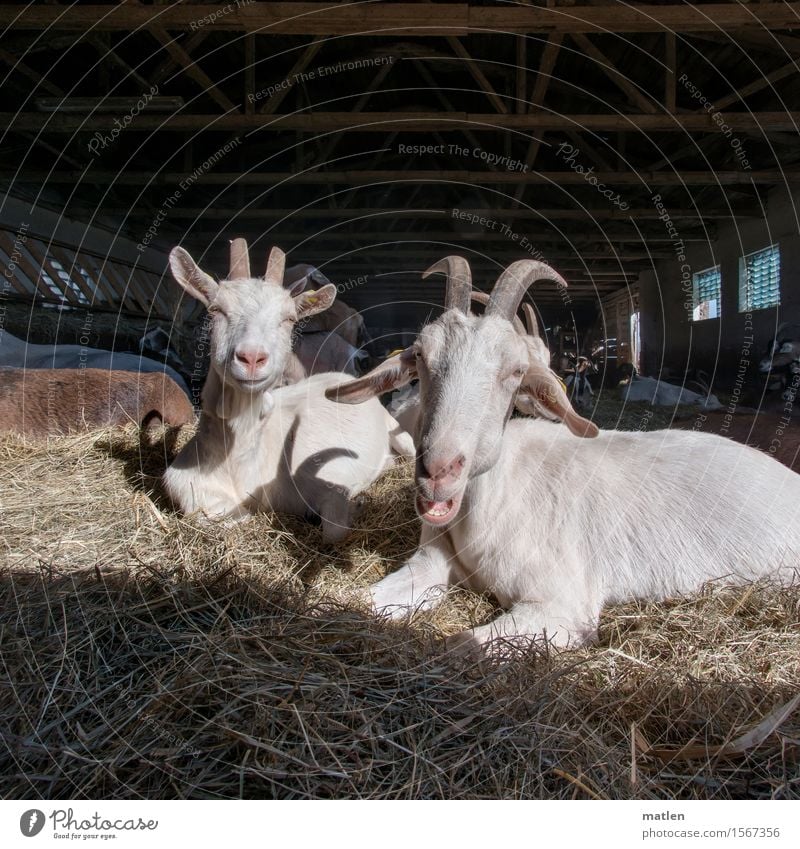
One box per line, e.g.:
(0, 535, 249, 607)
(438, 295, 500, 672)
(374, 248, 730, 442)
(1, 238, 799, 654)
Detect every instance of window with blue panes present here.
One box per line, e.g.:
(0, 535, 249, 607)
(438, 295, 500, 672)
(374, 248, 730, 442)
(691, 266, 721, 321)
(739, 245, 780, 312)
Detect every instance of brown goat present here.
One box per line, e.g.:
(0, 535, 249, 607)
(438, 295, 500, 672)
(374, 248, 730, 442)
(0, 368, 194, 437)
(673, 410, 800, 473)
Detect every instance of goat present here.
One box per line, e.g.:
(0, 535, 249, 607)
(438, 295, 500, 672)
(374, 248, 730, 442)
(0, 329, 190, 397)
(162, 239, 413, 542)
(621, 373, 721, 409)
(0, 367, 193, 437)
(327, 256, 800, 654)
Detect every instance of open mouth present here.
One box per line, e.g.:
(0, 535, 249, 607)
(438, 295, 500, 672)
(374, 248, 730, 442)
(415, 495, 460, 525)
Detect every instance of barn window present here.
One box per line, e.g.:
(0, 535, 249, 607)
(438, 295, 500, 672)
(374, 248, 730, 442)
(691, 266, 721, 321)
(739, 245, 780, 312)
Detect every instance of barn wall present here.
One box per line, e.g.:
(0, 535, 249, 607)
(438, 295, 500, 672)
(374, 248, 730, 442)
(637, 186, 800, 384)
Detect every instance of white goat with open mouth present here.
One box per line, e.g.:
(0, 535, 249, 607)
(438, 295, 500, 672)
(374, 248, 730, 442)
(163, 239, 413, 542)
(327, 257, 800, 653)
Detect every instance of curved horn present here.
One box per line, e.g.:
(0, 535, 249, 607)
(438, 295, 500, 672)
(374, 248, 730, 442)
(264, 246, 286, 284)
(521, 302, 541, 339)
(470, 290, 526, 335)
(487, 260, 568, 322)
(423, 255, 472, 314)
(229, 237, 250, 279)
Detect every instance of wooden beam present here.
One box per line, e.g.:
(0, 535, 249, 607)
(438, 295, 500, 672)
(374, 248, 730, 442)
(258, 39, 323, 115)
(570, 33, 658, 114)
(139, 16, 238, 113)
(665, 33, 676, 113)
(0, 47, 62, 96)
(83, 206, 752, 221)
(18, 169, 794, 185)
(710, 60, 800, 111)
(516, 36, 526, 115)
(85, 34, 151, 90)
(4, 4, 800, 35)
(245, 34, 256, 116)
(446, 36, 509, 114)
(316, 59, 396, 166)
(149, 31, 208, 87)
(6, 110, 799, 132)
(515, 33, 563, 202)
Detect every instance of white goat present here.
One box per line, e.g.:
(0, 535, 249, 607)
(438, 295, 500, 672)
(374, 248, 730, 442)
(163, 239, 413, 542)
(328, 257, 800, 653)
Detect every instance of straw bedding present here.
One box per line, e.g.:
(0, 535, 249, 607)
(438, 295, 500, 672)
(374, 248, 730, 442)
(1, 411, 799, 799)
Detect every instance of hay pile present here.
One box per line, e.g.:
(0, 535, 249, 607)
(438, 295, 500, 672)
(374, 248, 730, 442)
(1, 423, 799, 799)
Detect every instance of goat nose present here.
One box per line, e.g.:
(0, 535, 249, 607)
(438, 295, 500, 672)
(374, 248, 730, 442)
(234, 348, 269, 371)
(423, 454, 466, 483)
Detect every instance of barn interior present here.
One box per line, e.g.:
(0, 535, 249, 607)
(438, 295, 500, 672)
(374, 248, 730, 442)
(2, 1, 798, 401)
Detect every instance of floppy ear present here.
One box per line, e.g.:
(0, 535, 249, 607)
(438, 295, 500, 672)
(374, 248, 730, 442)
(516, 363, 599, 437)
(325, 348, 417, 404)
(294, 283, 337, 319)
(169, 247, 219, 307)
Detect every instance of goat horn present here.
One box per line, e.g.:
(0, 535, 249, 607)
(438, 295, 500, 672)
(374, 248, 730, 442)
(521, 302, 541, 339)
(487, 260, 567, 322)
(265, 246, 286, 285)
(423, 255, 472, 314)
(470, 290, 526, 335)
(229, 237, 251, 279)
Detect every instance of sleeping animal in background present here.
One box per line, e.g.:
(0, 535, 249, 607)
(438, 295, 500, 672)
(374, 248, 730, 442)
(620, 370, 721, 409)
(0, 368, 194, 437)
(0, 329, 190, 397)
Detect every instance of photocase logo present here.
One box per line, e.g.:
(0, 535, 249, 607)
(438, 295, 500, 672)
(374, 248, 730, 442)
(19, 810, 45, 837)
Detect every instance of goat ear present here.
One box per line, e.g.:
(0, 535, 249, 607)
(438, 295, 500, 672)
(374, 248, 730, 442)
(326, 348, 417, 404)
(169, 247, 218, 307)
(517, 363, 599, 438)
(294, 283, 336, 319)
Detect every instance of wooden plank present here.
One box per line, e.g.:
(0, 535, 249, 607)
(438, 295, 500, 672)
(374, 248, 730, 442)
(6, 110, 800, 132)
(664, 33, 676, 113)
(446, 36, 509, 114)
(90, 206, 753, 220)
(150, 31, 208, 87)
(711, 60, 800, 111)
(144, 25, 238, 113)
(516, 36, 526, 115)
(48, 245, 100, 305)
(4, 4, 800, 34)
(0, 231, 40, 297)
(0, 47, 62, 95)
(80, 253, 140, 312)
(245, 34, 256, 115)
(86, 34, 151, 90)
(17, 168, 796, 185)
(37, 248, 83, 307)
(571, 33, 658, 114)
(258, 39, 323, 115)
